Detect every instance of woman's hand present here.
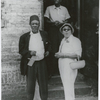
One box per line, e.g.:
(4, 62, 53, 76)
(55, 52, 64, 58)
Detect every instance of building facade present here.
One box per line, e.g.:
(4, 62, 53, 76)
(1, 0, 43, 95)
(1, 0, 99, 97)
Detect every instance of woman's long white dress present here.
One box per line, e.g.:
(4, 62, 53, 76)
(58, 35, 82, 100)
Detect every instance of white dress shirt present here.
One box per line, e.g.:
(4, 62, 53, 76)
(29, 31, 44, 57)
(44, 5, 70, 23)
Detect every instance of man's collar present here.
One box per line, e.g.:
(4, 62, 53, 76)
(30, 31, 40, 35)
(53, 5, 61, 9)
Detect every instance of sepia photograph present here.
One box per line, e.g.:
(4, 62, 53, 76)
(1, 0, 99, 100)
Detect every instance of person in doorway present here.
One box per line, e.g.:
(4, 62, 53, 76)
(19, 15, 51, 100)
(44, 0, 70, 78)
(55, 23, 82, 100)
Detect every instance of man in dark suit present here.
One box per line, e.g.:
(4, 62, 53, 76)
(19, 15, 51, 100)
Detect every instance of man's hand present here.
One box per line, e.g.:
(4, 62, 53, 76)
(44, 51, 49, 57)
(54, 21, 60, 26)
(30, 51, 36, 56)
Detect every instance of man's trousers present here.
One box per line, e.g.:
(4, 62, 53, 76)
(26, 59, 48, 100)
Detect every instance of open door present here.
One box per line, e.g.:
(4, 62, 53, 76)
(43, 0, 99, 77)
(44, 0, 82, 37)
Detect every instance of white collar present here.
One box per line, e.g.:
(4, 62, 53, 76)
(30, 31, 40, 35)
(64, 35, 73, 42)
(53, 5, 61, 9)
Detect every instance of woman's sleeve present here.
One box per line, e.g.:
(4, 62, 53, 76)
(73, 39, 82, 57)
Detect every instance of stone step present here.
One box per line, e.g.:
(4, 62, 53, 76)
(2, 82, 94, 100)
(2, 95, 98, 100)
(49, 73, 85, 85)
(48, 96, 98, 100)
(48, 74, 92, 98)
(48, 82, 91, 90)
(2, 74, 93, 100)
(48, 82, 91, 98)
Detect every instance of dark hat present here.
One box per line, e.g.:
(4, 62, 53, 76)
(60, 23, 74, 34)
(29, 15, 40, 24)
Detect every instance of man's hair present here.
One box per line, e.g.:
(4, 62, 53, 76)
(29, 15, 40, 25)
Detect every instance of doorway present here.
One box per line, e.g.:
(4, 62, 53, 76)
(43, 0, 81, 76)
(43, 0, 99, 76)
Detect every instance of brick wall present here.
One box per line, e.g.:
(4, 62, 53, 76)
(1, 0, 43, 95)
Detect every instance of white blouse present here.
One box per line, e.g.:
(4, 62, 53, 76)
(59, 35, 82, 57)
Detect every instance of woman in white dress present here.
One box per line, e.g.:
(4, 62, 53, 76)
(55, 23, 82, 100)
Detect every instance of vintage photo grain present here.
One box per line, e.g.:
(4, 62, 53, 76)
(1, 0, 99, 100)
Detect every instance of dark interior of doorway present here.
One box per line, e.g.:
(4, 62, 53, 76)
(44, 0, 99, 38)
(43, 0, 99, 76)
(43, 0, 79, 76)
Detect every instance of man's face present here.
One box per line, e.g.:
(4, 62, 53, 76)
(30, 20, 40, 33)
(54, 0, 62, 5)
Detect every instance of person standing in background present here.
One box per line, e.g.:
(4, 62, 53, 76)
(44, 0, 70, 78)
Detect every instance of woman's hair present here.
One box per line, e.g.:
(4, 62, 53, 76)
(60, 23, 74, 34)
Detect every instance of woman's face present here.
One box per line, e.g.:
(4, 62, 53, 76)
(62, 26, 72, 38)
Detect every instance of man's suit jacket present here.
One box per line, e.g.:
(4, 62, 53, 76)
(19, 30, 51, 75)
